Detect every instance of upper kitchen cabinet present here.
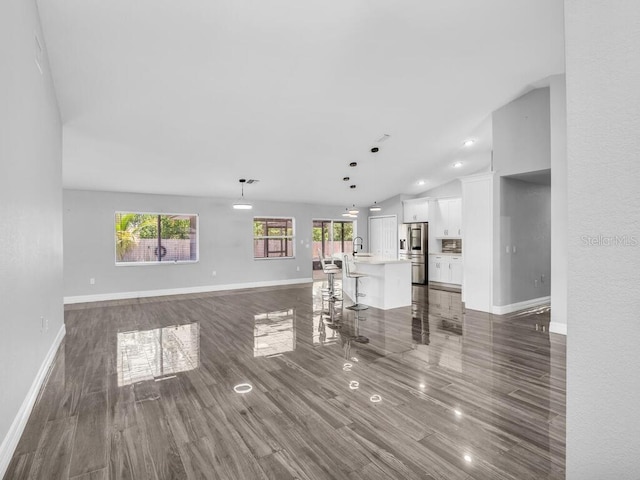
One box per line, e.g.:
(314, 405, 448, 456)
(435, 198, 462, 238)
(402, 198, 429, 223)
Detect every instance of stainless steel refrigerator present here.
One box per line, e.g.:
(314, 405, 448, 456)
(399, 222, 428, 284)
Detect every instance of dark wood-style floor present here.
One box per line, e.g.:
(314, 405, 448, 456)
(5, 280, 566, 479)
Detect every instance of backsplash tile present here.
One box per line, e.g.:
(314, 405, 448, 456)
(442, 239, 462, 254)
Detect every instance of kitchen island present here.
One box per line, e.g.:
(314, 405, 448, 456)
(342, 255, 412, 310)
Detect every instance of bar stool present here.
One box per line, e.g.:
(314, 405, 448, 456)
(319, 251, 340, 301)
(343, 254, 368, 311)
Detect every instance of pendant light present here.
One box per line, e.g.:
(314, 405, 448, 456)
(348, 205, 359, 215)
(369, 201, 382, 212)
(341, 207, 357, 218)
(233, 179, 252, 210)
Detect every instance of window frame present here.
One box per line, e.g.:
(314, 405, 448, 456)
(114, 211, 200, 266)
(253, 216, 296, 260)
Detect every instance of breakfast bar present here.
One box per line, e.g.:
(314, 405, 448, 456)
(342, 255, 412, 310)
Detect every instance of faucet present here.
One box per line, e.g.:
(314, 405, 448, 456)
(353, 236, 364, 256)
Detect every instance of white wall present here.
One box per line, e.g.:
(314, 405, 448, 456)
(492, 87, 551, 176)
(565, 1, 640, 478)
(550, 74, 568, 334)
(491, 87, 552, 309)
(417, 179, 462, 198)
(0, 0, 63, 473)
(460, 174, 493, 312)
(63, 189, 363, 301)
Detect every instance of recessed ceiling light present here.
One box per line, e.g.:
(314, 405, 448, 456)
(349, 162, 357, 167)
(464, 455, 472, 463)
(417, 180, 425, 186)
(350, 185, 356, 189)
(343, 176, 350, 181)
(463, 139, 475, 147)
(370, 147, 379, 153)
(453, 162, 463, 168)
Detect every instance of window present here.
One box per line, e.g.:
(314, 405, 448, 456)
(253, 217, 295, 258)
(115, 212, 198, 264)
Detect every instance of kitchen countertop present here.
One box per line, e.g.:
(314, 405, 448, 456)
(353, 255, 411, 265)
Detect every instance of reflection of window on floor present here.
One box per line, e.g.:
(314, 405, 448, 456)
(117, 323, 200, 386)
(254, 309, 295, 357)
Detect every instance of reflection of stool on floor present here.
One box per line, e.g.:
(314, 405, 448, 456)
(343, 254, 368, 311)
(319, 251, 341, 300)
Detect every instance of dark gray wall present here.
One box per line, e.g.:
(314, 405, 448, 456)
(498, 178, 551, 305)
(63, 189, 365, 299)
(0, 0, 63, 459)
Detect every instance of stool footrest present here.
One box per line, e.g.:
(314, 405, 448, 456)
(346, 304, 369, 311)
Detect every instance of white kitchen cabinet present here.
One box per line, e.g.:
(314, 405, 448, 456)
(402, 198, 429, 223)
(429, 255, 462, 285)
(448, 256, 463, 285)
(435, 198, 462, 238)
(449, 198, 462, 237)
(429, 255, 446, 282)
(428, 255, 441, 282)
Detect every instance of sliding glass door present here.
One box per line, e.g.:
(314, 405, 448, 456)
(312, 220, 355, 269)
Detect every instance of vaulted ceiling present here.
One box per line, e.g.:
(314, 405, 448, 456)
(37, 0, 565, 207)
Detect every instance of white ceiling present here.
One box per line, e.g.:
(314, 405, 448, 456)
(37, 0, 564, 207)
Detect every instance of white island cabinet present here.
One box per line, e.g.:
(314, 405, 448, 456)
(342, 255, 412, 310)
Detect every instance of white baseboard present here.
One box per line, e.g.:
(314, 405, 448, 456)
(64, 278, 313, 304)
(549, 322, 567, 335)
(492, 296, 551, 315)
(0, 323, 65, 478)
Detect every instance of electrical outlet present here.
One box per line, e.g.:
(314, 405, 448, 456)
(89, 277, 95, 285)
(506, 245, 510, 253)
(296, 266, 300, 271)
(534, 279, 538, 287)
(541, 274, 545, 283)
(513, 245, 517, 254)
(212, 270, 217, 277)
